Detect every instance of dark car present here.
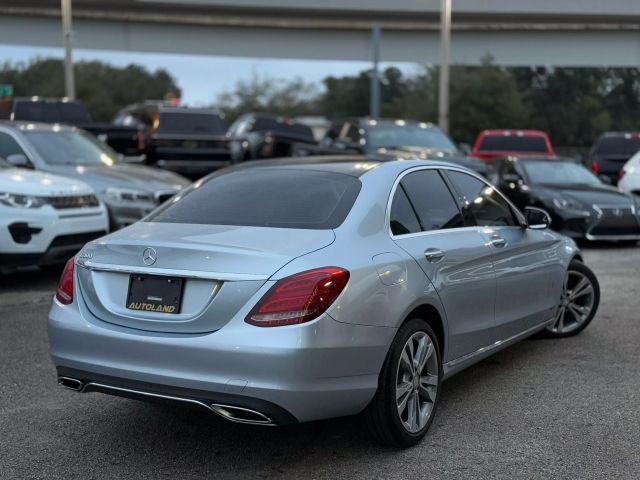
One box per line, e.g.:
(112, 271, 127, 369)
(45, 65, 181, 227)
(294, 118, 488, 177)
(588, 132, 640, 184)
(491, 155, 640, 242)
(227, 113, 317, 162)
(114, 103, 230, 179)
(0, 97, 144, 159)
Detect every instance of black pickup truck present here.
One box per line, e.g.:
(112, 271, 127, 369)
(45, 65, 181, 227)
(227, 113, 317, 162)
(292, 118, 488, 177)
(1, 97, 144, 159)
(114, 103, 231, 179)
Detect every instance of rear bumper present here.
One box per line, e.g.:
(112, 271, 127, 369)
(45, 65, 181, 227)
(48, 298, 395, 423)
(56, 366, 297, 425)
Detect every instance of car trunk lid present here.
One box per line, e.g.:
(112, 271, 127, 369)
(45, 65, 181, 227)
(76, 222, 335, 333)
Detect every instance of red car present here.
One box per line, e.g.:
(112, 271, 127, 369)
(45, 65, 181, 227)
(471, 129, 555, 162)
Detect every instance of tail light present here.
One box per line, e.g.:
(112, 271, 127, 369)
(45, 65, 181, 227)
(590, 161, 599, 175)
(245, 267, 350, 327)
(619, 168, 626, 181)
(55, 257, 75, 305)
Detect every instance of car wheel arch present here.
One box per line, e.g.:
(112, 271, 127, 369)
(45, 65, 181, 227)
(400, 304, 447, 362)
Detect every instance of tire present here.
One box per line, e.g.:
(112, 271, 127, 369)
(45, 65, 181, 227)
(363, 318, 442, 448)
(543, 259, 600, 338)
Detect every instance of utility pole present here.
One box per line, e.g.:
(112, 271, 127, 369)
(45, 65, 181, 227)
(370, 22, 381, 119)
(438, 0, 451, 133)
(61, 0, 76, 100)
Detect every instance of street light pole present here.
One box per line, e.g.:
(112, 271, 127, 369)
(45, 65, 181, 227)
(61, 0, 76, 100)
(438, 0, 451, 134)
(370, 22, 381, 119)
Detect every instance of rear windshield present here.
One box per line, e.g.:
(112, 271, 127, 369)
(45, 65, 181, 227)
(12, 101, 91, 123)
(147, 169, 361, 229)
(158, 112, 227, 135)
(595, 137, 640, 156)
(251, 118, 314, 140)
(478, 135, 549, 153)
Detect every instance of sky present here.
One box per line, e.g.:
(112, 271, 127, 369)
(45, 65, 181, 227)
(2, 45, 418, 106)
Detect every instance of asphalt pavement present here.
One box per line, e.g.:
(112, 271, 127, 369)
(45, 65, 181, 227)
(1, 245, 639, 479)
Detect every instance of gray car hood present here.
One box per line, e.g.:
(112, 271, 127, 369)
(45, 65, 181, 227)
(43, 163, 190, 193)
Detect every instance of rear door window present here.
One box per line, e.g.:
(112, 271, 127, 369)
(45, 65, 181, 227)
(595, 137, 640, 156)
(147, 168, 361, 229)
(251, 117, 314, 140)
(158, 112, 227, 135)
(399, 170, 464, 231)
(479, 135, 548, 153)
(389, 186, 421, 235)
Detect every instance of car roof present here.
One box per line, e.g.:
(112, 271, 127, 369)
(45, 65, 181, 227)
(599, 131, 640, 138)
(355, 118, 438, 129)
(215, 155, 469, 178)
(478, 129, 549, 137)
(496, 155, 578, 163)
(158, 106, 222, 115)
(0, 121, 77, 133)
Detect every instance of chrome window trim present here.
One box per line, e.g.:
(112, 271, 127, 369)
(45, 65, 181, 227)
(386, 165, 527, 240)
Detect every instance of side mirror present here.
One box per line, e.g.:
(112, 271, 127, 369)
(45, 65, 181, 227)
(6, 153, 32, 168)
(524, 206, 551, 230)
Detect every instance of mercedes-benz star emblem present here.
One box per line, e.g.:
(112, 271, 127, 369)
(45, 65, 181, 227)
(142, 247, 157, 266)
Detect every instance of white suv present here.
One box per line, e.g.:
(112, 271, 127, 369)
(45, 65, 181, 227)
(0, 158, 108, 271)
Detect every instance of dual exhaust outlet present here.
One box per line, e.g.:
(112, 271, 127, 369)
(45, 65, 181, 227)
(57, 376, 276, 426)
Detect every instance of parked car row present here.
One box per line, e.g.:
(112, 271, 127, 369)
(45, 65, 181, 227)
(3, 96, 640, 274)
(0, 121, 190, 272)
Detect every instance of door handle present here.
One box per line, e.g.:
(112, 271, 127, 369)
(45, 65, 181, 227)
(490, 235, 507, 248)
(424, 248, 445, 262)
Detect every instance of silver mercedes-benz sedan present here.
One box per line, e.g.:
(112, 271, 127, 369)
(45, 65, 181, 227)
(48, 157, 600, 447)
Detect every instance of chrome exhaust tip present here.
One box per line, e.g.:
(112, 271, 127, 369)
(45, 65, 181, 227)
(58, 376, 84, 392)
(210, 403, 275, 426)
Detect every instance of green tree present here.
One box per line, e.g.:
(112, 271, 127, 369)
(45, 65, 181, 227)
(217, 73, 319, 122)
(514, 67, 610, 147)
(447, 59, 530, 143)
(0, 58, 181, 121)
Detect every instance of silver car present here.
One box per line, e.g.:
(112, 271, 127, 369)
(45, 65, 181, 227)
(0, 122, 191, 229)
(48, 157, 600, 447)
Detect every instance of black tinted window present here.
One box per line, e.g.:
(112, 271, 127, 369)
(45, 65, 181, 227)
(147, 169, 361, 229)
(13, 101, 90, 123)
(595, 137, 640, 156)
(447, 171, 517, 227)
(158, 112, 226, 135)
(400, 170, 464, 231)
(0, 132, 27, 160)
(478, 135, 548, 153)
(251, 117, 314, 140)
(390, 186, 421, 235)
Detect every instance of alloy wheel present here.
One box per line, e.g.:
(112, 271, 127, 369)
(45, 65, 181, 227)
(549, 269, 596, 334)
(395, 331, 439, 433)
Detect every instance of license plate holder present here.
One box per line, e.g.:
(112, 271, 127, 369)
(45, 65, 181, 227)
(127, 274, 183, 314)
